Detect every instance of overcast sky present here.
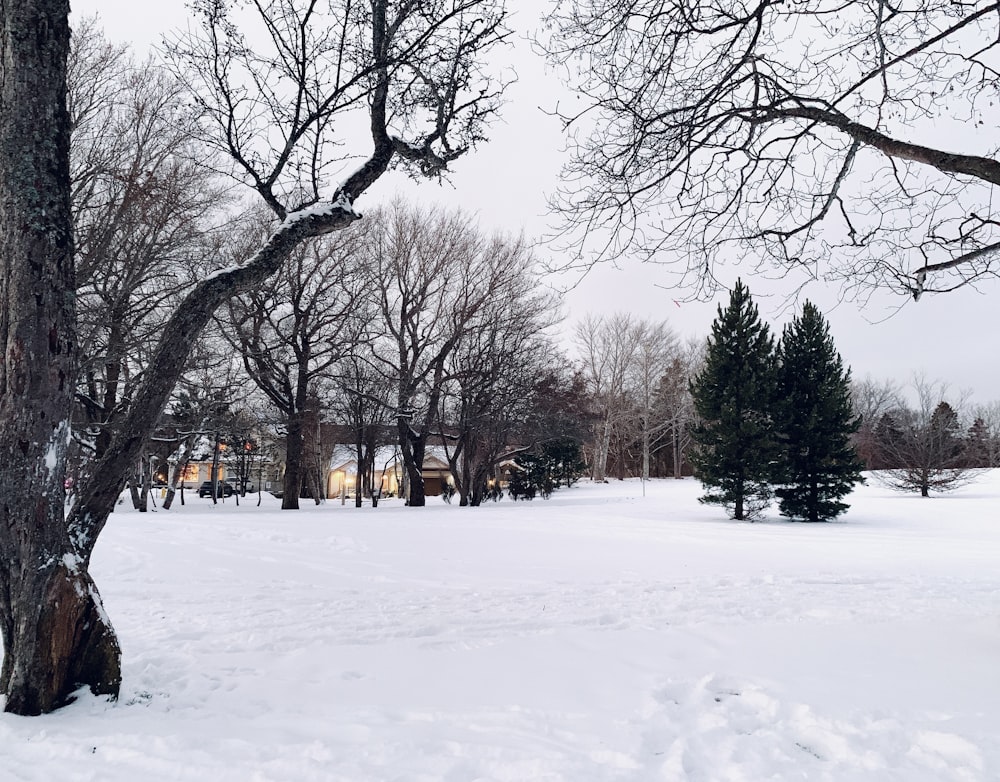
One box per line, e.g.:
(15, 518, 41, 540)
(73, 0, 1000, 405)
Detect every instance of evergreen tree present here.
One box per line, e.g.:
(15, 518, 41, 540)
(873, 412, 904, 469)
(773, 302, 864, 521)
(689, 280, 777, 520)
(966, 417, 991, 469)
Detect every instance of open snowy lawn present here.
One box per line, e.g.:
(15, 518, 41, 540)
(2, 475, 999, 781)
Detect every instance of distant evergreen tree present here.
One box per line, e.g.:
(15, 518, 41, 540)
(929, 402, 963, 461)
(873, 412, 905, 469)
(508, 438, 587, 501)
(966, 417, 991, 468)
(689, 280, 777, 520)
(773, 302, 864, 521)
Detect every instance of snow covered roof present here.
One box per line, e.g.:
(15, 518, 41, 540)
(329, 444, 402, 472)
(328, 443, 450, 472)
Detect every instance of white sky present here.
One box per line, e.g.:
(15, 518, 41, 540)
(73, 0, 1000, 405)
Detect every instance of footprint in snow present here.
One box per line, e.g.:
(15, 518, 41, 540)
(636, 674, 986, 781)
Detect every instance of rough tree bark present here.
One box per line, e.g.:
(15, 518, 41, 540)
(0, 0, 121, 715)
(282, 408, 306, 510)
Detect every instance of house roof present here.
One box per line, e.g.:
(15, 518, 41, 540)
(328, 444, 451, 472)
(329, 444, 401, 472)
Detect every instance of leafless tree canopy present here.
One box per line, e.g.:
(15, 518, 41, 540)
(542, 0, 1000, 301)
(872, 376, 979, 495)
(357, 199, 554, 506)
(222, 221, 368, 508)
(169, 0, 512, 219)
(69, 22, 228, 471)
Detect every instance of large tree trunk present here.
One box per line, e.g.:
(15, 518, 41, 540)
(0, 560, 121, 715)
(282, 411, 305, 510)
(399, 420, 427, 506)
(0, 0, 122, 714)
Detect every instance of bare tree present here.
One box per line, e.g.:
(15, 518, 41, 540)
(438, 282, 559, 505)
(653, 338, 703, 479)
(851, 375, 903, 469)
(574, 313, 643, 481)
(69, 23, 227, 482)
(0, 1, 510, 714)
(361, 200, 541, 506)
(329, 356, 396, 506)
(627, 320, 677, 481)
(542, 1, 1000, 301)
(875, 377, 978, 496)
(222, 228, 367, 509)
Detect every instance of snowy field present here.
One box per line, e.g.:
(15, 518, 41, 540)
(2, 475, 999, 781)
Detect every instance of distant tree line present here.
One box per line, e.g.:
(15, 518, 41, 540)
(63, 23, 1000, 520)
(572, 314, 702, 483)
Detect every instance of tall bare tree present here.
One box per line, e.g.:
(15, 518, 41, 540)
(574, 313, 643, 481)
(361, 200, 540, 506)
(653, 338, 703, 479)
(875, 377, 977, 496)
(0, 0, 510, 714)
(439, 279, 558, 505)
(222, 226, 367, 508)
(542, 1, 1000, 300)
(69, 22, 227, 481)
(627, 320, 677, 481)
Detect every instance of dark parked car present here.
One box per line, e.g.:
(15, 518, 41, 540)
(198, 481, 234, 498)
(225, 477, 256, 494)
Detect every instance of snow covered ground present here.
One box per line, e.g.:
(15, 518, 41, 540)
(2, 474, 998, 781)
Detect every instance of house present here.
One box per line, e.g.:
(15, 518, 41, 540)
(326, 444, 454, 499)
(165, 434, 281, 492)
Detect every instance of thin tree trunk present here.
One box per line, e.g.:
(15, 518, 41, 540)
(592, 414, 611, 482)
(210, 433, 222, 503)
(641, 421, 651, 482)
(307, 409, 323, 505)
(163, 443, 192, 510)
(355, 427, 365, 507)
(672, 421, 686, 479)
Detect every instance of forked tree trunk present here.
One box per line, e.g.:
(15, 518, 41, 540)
(0, 0, 122, 714)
